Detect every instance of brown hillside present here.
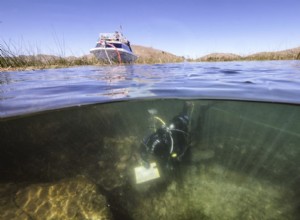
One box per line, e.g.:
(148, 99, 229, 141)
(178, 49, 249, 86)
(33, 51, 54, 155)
(195, 47, 300, 62)
(131, 45, 184, 64)
(197, 53, 242, 62)
(245, 47, 300, 60)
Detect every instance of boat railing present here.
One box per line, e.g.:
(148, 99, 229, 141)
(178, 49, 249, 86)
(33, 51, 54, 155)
(98, 32, 128, 43)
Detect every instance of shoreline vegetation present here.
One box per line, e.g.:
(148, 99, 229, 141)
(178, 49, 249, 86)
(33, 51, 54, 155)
(1, 43, 300, 72)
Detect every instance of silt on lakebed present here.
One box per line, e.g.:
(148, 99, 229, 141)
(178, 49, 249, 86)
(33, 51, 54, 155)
(0, 99, 299, 220)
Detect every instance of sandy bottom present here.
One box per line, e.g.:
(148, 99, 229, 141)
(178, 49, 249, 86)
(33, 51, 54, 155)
(128, 163, 294, 220)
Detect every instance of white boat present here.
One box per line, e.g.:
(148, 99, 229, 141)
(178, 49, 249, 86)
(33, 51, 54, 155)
(90, 32, 137, 64)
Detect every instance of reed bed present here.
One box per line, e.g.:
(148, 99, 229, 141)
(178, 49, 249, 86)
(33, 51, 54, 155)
(1, 40, 299, 72)
(0, 40, 104, 71)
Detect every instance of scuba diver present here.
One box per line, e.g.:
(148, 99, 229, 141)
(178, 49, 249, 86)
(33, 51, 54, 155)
(139, 102, 194, 173)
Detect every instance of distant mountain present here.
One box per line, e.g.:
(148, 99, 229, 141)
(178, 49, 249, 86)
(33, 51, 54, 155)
(196, 47, 300, 62)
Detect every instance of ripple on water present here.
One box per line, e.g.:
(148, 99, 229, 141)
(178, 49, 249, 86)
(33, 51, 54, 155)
(1, 61, 300, 117)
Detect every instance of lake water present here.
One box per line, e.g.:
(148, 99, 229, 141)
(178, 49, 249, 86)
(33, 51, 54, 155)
(0, 61, 300, 219)
(1, 61, 300, 117)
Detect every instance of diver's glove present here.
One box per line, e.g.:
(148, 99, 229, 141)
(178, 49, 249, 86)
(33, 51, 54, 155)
(142, 160, 150, 169)
(139, 146, 151, 169)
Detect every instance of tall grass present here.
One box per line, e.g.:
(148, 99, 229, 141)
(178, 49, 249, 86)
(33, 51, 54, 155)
(0, 41, 28, 68)
(0, 40, 103, 70)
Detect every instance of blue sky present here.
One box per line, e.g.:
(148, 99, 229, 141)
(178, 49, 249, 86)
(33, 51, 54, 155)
(1, 0, 300, 58)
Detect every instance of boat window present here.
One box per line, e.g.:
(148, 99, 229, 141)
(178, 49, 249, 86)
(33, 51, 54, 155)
(95, 42, 123, 49)
(105, 43, 122, 49)
(122, 44, 131, 51)
(113, 43, 122, 48)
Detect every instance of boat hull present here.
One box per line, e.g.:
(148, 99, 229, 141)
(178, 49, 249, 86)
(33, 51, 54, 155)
(90, 48, 137, 63)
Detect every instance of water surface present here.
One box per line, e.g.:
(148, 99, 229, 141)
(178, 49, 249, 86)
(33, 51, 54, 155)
(1, 61, 300, 118)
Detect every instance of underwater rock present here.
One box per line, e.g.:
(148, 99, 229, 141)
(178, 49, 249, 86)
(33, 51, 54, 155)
(95, 136, 139, 191)
(14, 176, 112, 220)
(0, 183, 30, 220)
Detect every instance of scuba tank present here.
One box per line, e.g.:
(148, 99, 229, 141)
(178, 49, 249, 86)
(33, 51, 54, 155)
(140, 102, 194, 169)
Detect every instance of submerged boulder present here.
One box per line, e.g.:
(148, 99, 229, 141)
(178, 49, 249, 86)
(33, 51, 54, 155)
(0, 183, 31, 220)
(14, 176, 111, 220)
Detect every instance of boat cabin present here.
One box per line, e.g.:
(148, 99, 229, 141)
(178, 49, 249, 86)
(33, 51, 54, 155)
(95, 32, 133, 52)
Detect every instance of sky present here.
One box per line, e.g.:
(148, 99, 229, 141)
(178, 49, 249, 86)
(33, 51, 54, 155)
(1, 0, 300, 58)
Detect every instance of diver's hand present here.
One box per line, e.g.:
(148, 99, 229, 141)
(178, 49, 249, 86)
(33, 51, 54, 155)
(142, 160, 150, 169)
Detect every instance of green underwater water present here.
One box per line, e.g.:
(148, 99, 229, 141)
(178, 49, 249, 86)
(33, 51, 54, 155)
(0, 99, 299, 220)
